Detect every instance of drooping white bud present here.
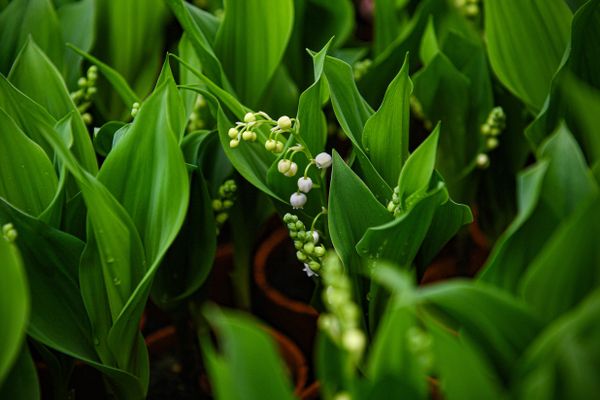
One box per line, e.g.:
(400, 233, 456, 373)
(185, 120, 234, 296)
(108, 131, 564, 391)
(243, 112, 256, 123)
(297, 177, 313, 193)
(284, 162, 298, 177)
(265, 139, 276, 151)
(342, 328, 366, 354)
(229, 139, 240, 148)
(277, 115, 292, 130)
(242, 130, 254, 141)
(476, 153, 490, 169)
(228, 128, 239, 139)
(315, 152, 332, 169)
(290, 192, 307, 209)
(310, 230, 319, 243)
(278, 159, 292, 174)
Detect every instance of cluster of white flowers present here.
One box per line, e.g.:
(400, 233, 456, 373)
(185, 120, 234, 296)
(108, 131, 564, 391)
(228, 112, 295, 152)
(284, 213, 326, 277)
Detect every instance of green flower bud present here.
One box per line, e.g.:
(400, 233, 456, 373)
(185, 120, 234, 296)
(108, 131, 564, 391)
(308, 260, 321, 272)
(313, 245, 325, 257)
(228, 128, 239, 139)
(243, 112, 256, 123)
(277, 115, 292, 130)
(295, 221, 304, 230)
(216, 212, 228, 224)
(294, 241, 303, 250)
(287, 223, 297, 231)
(229, 139, 240, 148)
(303, 242, 315, 254)
(296, 251, 307, 261)
(275, 141, 284, 153)
(223, 199, 234, 208)
(212, 199, 223, 211)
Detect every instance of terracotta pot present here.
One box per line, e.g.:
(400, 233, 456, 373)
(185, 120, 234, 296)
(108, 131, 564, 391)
(253, 228, 319, 360)
(206, 244, 237, 308)
(299, 381, 321, 400)
(145, 324, 308, 396)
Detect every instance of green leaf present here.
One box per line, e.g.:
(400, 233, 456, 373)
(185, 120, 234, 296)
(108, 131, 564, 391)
(356, 183, 447, 268)
(58, 0, 95, 88)
(328, 152, 392, 310)
(412, 54, 470, 185)
(418, 281, 542, 380)
(419, 17, 439, 65)
(202, 306, 296, 400)
(479, 125, 597, 292)
(166, 0, 228, 88)
(322, 55, 392, 201)
(520, 193, 600, 323)
(0, 108, 58, 217)
(0, 0, 63, 73)
(152, 133, 217, 306)
(374, 0, 404, 56)
(398, 125, 440, 203)
(8, 38, 98, 174)
(214, 0, 294, 107)
(67, 44, 140, 108)
(426, 319, 504, 400)
(0, 233, 29, 386)
(0, 345, 39, 400)
(93, 0, 168, 115)
(367, 306, 428, 398)
(484, 0, 571, 111)
(295, 42, 330, 155)
(362, 54, 412, 186)
(516, 289, 600, 399)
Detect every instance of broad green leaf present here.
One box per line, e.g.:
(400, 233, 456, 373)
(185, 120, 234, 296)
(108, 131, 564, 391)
(0, 0, 63, 73)
(214, 0, 293, 107)
(296, 42, 330, 155)
(517, 289, 600, 399)
(525, 1, 600, 154)
(0, 345, 39, 400)
(178, 33, 204, 118)
(328, 152, 392, 310)
(362, 54, 412, 186)
(374, 0, 403, 56)
(397, 125, 440, 203)
(520, 194, 600, 323)
(152, 132, 216, 306)
(367, 306, 428, 398)
(8, 39, 98, 174)
(203, 306, 296, 400)
(58, 0, 95, 88)
(93, 121, 125, 157)
(0, 108, 58, 217)
(356, 183, 447, 269)
(67, 44, 140, 108)
(485, 0, 571, 111)
(93, 0, 168, 115)
(304, 0, 354, 49)
(166, 0, 228, 88)
(0, 74, 57, 158)
(323, 55, 373, 145)
(416, 194, 472, 268)
(419, 17, 439, 65)
(426, 319, 504, 400)
(418, 281, 542, 380)
(322, 55, 392, 201)
(0, 232, 29, 386)
(50, 116, 146, 368)
(412, 54, 470, 186)
(479, 126, 597, 292)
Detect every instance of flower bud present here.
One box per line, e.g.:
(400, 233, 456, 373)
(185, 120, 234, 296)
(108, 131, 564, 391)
(223, 200, 234, 208)
(294, 241, 303, 250)
(242, 130, 254, 141)
(228, 128, 238, 139)
(284, 162, 298, 177)
(265, 139, 276, 151)
(486, 137, 499, 150)
(278, 159, 291, 174)
(212, 199, 223, 211)
(295, 221, 304, 230)
(290, 192, 307, 209)
(82, 113, 93, 125)
(308, 260, 321, 272)
(476, 153, 490, 169)
(342, 328, 366, 354)
(229, 139, 240, 148)
(303, 242, 315, 254)
(78, 77, 87, 87)
(277, 115, 292, 130)
(315, 152, 332, 169)
(303, 263, 319, 278)
(296, 251, 307, 261)
(243, 112, 256, 123)
(275, 141, 284, 153)
(313, 245, 325, 257)
(215, 212, 228, 224)
(297, 177, 313, 193)
(310, 231, 319, 243)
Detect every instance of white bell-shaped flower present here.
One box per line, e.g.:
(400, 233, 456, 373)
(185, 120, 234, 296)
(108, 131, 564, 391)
(290, 192, 307, 209)
(297, 177, 313, 193)
(315, 152, 332, 169)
